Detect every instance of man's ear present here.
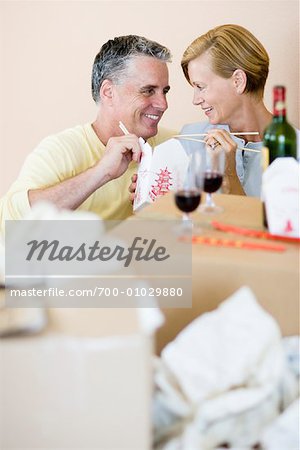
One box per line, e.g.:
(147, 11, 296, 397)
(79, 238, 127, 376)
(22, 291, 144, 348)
(232, 69, 247, 94)
(99, 79, 114, 104)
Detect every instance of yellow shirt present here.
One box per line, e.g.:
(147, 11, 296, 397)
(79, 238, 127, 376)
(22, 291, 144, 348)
(0, 124, 175, 234)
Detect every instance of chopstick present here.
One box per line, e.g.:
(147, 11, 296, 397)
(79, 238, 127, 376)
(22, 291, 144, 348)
(120, 123, 259, 153)
(189, 236, 286, 252)
(174, 132, 259, 138)
(211, 221, 300, 243)
(175, 136, 206, 145)
(119, 121, 130, 135)
(174, 136, 261, 153)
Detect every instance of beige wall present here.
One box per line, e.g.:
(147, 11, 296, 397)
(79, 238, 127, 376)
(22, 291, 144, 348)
(0, 0, 299, 196)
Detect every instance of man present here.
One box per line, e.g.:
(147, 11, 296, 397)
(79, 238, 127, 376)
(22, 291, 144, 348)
(0, 35, 173, 233)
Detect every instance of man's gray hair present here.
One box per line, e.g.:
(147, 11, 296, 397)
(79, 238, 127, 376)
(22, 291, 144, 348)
(91, 35, 172, 103)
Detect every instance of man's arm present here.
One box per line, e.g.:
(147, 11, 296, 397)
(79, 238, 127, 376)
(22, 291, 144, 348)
(28, 134, 142, 209)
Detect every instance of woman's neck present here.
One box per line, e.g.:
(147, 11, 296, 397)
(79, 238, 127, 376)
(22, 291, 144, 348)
(227, 96, 273, 143)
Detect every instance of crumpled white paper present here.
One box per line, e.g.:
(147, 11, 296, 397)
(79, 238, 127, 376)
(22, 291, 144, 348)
(161, 286, 283, 405)
(4, 201, 104, 289)
(260, 397, 300, 449)
(153, 287, 299, 449)
(1, 202, 101, 335)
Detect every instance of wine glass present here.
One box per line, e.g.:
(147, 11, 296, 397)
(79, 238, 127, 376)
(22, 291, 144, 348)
(173, 151, 203, 234)
(198, 142, 225, 214)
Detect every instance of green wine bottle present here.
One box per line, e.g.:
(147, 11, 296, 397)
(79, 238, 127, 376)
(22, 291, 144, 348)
(263, 86, 297, 165)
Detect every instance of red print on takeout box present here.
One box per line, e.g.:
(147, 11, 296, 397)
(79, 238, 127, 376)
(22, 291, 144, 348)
(262, 158, 299, 238)
(133, 139, 189, 211)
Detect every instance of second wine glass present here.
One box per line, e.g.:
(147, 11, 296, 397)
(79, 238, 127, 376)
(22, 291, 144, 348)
(198, 143, 225, 214)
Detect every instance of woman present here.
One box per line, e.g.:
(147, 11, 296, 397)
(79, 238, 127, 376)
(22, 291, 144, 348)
(180, 24, 273, 197)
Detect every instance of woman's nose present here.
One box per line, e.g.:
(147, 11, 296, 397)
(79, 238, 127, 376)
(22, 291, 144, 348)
(192, 89, 204, 106)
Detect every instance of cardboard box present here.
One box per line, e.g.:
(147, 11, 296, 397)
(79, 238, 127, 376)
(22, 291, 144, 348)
(135, 193, 300, 354)
(0, 306, 153, 449)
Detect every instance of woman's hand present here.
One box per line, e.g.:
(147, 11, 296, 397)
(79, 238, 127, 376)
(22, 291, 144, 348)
(128, 173, 138, 204)
(205, 129, 237, 165)
(204, 129, 245, 195)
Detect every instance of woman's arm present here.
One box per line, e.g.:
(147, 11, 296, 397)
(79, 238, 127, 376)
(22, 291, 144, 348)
(205, 129, 245, 195)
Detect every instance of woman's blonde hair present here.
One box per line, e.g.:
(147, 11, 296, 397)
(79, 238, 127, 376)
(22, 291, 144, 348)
(181, 24, 269, 97)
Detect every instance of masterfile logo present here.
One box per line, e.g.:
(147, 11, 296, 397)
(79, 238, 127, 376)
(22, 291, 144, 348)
(26, 236, 170, 267)
(5, 219, 192, 308)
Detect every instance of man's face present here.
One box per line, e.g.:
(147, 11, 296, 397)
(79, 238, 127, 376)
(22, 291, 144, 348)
(112, 56, 170, 140)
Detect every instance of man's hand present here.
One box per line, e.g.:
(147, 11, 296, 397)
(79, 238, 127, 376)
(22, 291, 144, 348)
(99, 134, 142, 181)
(29, 134, 142, 211)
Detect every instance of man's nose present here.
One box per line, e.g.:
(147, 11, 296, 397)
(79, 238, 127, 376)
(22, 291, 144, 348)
(152, 93, 168, 111)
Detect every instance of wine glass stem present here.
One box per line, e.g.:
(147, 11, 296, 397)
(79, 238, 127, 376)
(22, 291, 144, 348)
(206, 193, 215, 208)
(182, 213, 190, 221)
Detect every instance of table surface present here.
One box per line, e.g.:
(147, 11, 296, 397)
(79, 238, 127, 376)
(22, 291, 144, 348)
(0, 193, 298, 352)
(135, 193, 299, 353)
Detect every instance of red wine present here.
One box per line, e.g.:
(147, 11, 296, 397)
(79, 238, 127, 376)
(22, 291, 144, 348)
(175, 190, 201, 213)
(204, 171, 223, 193)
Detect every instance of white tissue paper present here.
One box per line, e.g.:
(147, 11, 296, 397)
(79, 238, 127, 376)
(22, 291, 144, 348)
(260, 397, 300, 449)
(133, 138, 189, 211)
(262, 157, 299, 237)
(161, 286, 283, 405)
(0, 307, 47, 337)
(153, 287, 300, 450)
(4, 201, 104, 289)
(1, 202, 101, 333)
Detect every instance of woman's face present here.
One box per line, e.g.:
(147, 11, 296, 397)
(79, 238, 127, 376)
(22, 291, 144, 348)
(187, 51, 240, 125)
